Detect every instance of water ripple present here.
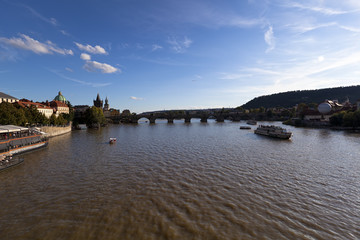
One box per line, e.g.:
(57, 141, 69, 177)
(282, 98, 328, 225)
(0, 123, 359, 239)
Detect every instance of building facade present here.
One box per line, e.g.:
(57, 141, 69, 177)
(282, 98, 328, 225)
(17, 99, 54, 118)
(0, 92, 19, 103)
(92, 93, 120, 118)
(54, 91, 67, 103)
(48, 91, 70, 116)
(50, 100, 69, 116)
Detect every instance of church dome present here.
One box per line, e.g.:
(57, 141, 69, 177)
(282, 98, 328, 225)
(54, 91, 66, 102)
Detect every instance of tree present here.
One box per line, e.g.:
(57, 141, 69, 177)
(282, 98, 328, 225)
(266, 109, 273, 118)
(234, 106, 244, 112)
(65, 101, 74, 122)
(308, 102, 318, 109)
(354, 110, 360, 127)
(85, 106, 106, 128)
(0, 102, 26, 125)
(343, 112, 355, 127)
(50, 114, 58, 125)
(329, 111, 346, 126)
(330, 110, 360, 127)
(57, 114, 67, 125)
(281, 109, 292, 118)
(26, 106, 49, 125)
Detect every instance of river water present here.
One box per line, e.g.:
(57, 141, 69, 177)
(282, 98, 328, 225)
(0, 120, 359, 239)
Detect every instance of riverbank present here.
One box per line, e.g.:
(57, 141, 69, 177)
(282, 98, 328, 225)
(283, 118, 360, 131)
(39, 123, 72, 137)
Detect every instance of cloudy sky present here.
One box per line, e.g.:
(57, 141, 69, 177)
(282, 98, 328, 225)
(1, 0, 360, 113)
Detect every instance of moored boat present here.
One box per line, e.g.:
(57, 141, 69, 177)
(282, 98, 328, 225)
(0, 155, 24, 172)
(109, 138, 117, 144)
(246, 120, 257, 125)
(0, 125, 48, 157)
(240, 126, 251, 129)
(254, 125, 292, 139)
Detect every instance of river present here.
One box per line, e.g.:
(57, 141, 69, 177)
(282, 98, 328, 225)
(0, 120, 359, 239)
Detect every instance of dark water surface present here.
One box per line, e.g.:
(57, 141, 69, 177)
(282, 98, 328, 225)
(1, 121, 359, 239)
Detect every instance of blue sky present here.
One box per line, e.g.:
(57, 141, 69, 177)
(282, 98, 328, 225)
(1, 0, 360, 113)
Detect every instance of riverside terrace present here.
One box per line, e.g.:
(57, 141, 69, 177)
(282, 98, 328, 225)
(109, 110, 244, 124)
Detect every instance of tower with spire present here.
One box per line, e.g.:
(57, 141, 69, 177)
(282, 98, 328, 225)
(93, 93, 103, 108)
(104, 97, 109, 111)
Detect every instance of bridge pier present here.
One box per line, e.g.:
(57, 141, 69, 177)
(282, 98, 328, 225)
(216, 116, 224, 122)
(149, 117, 156, 124)
(167, 118, 174, 123)
(132, 118, 140, 123)
(184, 117, 191, 123)
(200, 117, 207, 123)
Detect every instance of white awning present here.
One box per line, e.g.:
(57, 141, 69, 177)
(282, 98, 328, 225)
(0, 125, 29, 134)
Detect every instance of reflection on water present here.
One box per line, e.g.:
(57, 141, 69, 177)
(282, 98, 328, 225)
(0, 121, 359, 239)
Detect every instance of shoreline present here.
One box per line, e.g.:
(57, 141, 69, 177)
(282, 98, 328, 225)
(39, 123, 72, 138)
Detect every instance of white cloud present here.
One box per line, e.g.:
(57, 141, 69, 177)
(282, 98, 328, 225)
(167, 36, 192, 53)
(0, 34, 73, 55)
(318, 56, 324, 62)
(150, 1, 263, 29)
(80, 53, 91, 60)
(264, 26, 275, 52)
(287, 22, 337, 34)
(75, 42, 107, 54)
(287, 2, 349, 15)
(136, 43, 144, 49)
(60, 30, 70, 36)
(191, 74, 203, 82)
(65, 67, 73, 72)
(22, 5, 58, 26)
(152, 44, 163, 51)
(83, 60, 119, 74)
(50, 18, 58, 25)
(339, 25, 360, 33)
(230, 47, 360, 96)
(51, 70, 111, 87)
(225, 16, 264, 28)
(130, 96, 143, 100)
(346, 0, 360, 9)
(219, 73, 253, 80)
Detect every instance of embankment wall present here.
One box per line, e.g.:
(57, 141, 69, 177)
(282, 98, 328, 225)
(40, 124, 72, 137)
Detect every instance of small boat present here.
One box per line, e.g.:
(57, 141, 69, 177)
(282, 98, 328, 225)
(240, 126, 251, 129)
(109, 138, 117, 144)
(0, 155, 24, 172)
(246, 120, 257, 125)
(254, 125, 292, 139)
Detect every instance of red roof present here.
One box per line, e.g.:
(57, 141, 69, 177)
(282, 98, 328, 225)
(50, 100, 69, 108)
(17, 100, 52, 109)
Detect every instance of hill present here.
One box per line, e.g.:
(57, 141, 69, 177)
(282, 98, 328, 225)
(241, 85, 360, 109)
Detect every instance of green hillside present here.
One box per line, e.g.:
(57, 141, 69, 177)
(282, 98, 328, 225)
(241, 85, 360, 109)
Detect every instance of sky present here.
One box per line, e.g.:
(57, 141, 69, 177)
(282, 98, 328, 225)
(1, 0, 360, 113)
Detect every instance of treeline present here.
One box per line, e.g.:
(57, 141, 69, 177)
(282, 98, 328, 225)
(73, 106, 107, 128)
(0, 102, 72, 126)
(241, 85, 360, 109)
(330, 110, 360, 127)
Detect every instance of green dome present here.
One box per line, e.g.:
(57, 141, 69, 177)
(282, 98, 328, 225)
(54, 91, 66, 102)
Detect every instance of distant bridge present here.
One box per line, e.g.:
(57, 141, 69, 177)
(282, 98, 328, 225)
(109, 110, 245, 124)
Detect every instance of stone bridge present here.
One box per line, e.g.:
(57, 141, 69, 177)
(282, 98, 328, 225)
(109, 111, 244, 124)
